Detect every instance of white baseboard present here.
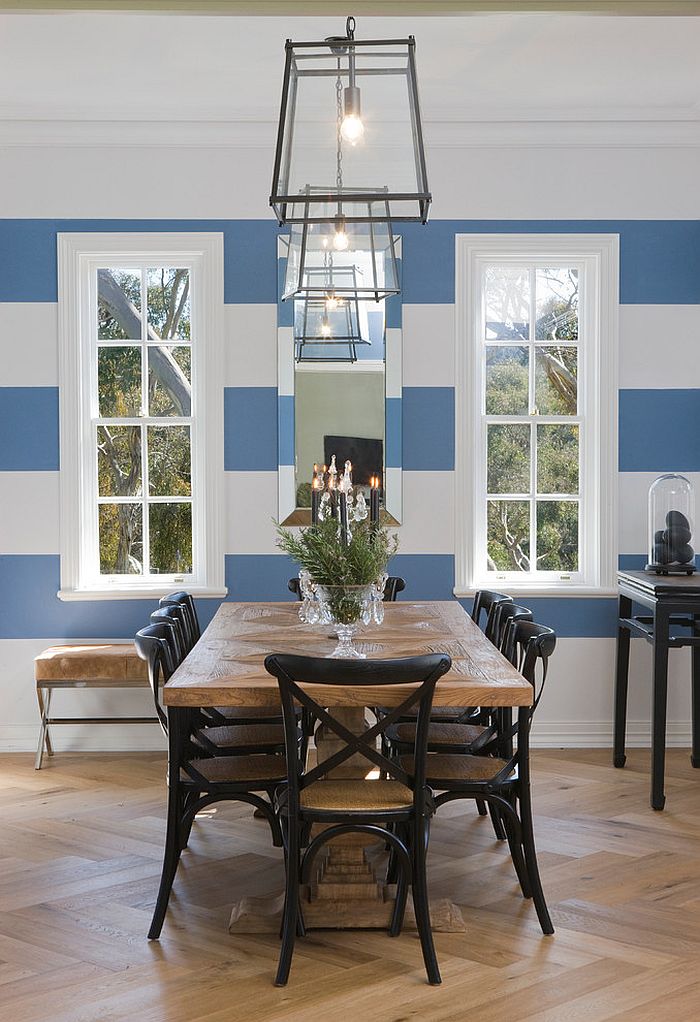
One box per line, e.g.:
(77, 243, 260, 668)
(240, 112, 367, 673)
(0, 720, 692, 755)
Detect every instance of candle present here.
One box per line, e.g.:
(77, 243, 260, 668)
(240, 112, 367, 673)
(311, 476, 321, 525)
(370, 475, 380, 526)
(339, 491, 349, 546)
(328, 472, 337, 517)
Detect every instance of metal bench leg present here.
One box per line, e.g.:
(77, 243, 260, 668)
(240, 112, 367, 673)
(35, 687, 52, 770)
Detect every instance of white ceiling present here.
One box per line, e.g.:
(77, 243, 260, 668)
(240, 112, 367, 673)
(0, 12, 699, 123)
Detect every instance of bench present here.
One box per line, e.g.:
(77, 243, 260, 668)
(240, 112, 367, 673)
(34, 643, 157, 769)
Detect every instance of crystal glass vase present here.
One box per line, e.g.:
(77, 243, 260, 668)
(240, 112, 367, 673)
(313, 583, 381, 658)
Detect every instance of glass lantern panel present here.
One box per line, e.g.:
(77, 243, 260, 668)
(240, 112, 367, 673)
(283, 218, 399, 300)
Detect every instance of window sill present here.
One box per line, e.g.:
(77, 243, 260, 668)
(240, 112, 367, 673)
(58, 586, 228, 602)
(454, 586, 618, 600)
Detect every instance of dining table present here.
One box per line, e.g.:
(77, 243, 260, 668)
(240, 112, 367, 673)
(163, 599, 533, 933)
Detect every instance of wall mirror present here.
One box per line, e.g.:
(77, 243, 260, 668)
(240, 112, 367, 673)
(277, 236, 402, 526)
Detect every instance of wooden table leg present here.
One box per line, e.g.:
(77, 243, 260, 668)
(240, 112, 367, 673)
(651, 608, 669, 811)
(229, 704, 466, 934)
(613, 594, 632, 769)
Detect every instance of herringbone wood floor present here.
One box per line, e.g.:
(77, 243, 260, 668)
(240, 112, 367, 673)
(2, 750, 700, 1021)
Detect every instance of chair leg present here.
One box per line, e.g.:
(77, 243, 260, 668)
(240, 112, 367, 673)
(179, 790, 200, 850)
(148, 776, 184, 940)
(35, 687, 50, 770)
(501, 799, 532, 899)
(411, 817, 441, 985)
(275, 818, 300, 986)
(519, 784, 553, 935)
(389, 825, 409, 937)
(488, 802, 507, 841)
(476, 798, 488, 817)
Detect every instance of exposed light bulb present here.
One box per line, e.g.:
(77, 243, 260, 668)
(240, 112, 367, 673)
(340, 113, 364, 145)
(321, 312, 332, 338)
(340, 85, 364, 146)
(325, 293, 341, 311)
(333, 228, 349, 251)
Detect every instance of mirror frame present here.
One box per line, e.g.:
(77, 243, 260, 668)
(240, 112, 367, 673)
(277, 235, 403, 526)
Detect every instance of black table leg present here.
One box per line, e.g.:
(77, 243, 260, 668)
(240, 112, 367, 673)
(651, 608, 669, 810)
(692, 618, 700, 769)
(614, 594, 632, 768)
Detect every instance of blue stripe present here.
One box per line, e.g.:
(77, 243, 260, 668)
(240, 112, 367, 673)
(389, 554, 455, 600)
(225, 554, 298, 602)
(0, 387, 59, 471)
(403, 387, 455, 471)
(619, 389, 700, 471)
(385, 291, 402, 329)
(0, 219, 280, 304)
(385, 397, 402, 469)
(224, 387, 278, 471)
(0, 554, 219, 639)
(458, 595, 618, 638)
(3, 219, 700, 306)
(278, 395, 295, 466)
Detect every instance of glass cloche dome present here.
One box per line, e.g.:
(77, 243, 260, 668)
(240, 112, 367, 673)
(646, 473, 696, 575)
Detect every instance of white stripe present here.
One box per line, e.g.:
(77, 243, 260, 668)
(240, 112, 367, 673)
(0, 303, 58, 386)
(0, 471, 59, 553)
(385, 328, 402, 398)
(402, 304, 455, 388)
(618, 471, 700, 555)
(225, 470, 281, 554)
(620, 304, 700, 389)
(224, 303, 277, 388)
(398, 471, 454, 554)
(277, 326, 295, 397)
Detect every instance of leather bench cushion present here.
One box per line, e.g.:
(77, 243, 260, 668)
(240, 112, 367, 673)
(35, 644, 149, 686)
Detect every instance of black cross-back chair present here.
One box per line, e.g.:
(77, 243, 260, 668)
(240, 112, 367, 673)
(160, 591, 201, 649)
(472, 590, 513, 640)
(134, 624, 286, 941)
(403, 620, 556, 936)
(150, 606, 190, 666)
(288, 575, 406, 603)
(264, 652, 452, 987)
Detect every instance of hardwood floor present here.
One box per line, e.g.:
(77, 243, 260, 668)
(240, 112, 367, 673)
(2, 749, 700, 1020)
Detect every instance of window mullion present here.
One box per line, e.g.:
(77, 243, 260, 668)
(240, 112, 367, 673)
(140, 267, 150, 577)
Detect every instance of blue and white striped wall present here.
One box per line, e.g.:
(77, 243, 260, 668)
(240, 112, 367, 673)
(2, 217, 700, 750)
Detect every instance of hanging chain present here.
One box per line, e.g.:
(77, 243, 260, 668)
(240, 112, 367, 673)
(335, 59, 343, 195)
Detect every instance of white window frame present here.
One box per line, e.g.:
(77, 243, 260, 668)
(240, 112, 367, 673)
(58, 233, 226, 601)
(454, 234, 618, 598)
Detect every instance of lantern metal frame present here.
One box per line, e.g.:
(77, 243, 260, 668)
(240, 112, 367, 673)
(294, 268, 370, 363)
(270, 17, 431, 226)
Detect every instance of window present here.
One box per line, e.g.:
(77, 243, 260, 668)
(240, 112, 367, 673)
(58, 234, 225, 599)
(455, 235, 618, 596)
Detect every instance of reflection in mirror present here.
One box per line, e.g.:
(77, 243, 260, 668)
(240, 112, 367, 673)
(278, 235, 402, 527)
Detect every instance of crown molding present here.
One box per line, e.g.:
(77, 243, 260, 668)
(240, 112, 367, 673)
(1, 118, 700, 150)
(0, 2, 699, 14)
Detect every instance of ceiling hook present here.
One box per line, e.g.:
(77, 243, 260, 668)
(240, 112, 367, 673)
(346, 16, 356, 40)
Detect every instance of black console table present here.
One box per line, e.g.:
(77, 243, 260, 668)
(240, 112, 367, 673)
(614, 570, 700, 810)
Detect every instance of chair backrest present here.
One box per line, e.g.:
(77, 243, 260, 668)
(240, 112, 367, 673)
(289, 575, 406, 604)
(493, 602, 533, 651)
(383, 576, 406, 602)
(150, 606, 188, 666)
(134, 622, 176, 734)
(264, 652, 451, 811)
(472, 590, 512, 637)
(159, 591, 201, 647)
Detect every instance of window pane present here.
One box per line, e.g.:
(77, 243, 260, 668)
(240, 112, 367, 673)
(148, 346, 191, 416)
(147, 268, 191, 340)
(98, 346, 141, 417)
(148, 426, 191, 496)
(487, 500, 530, 572)
(484, 265, 529, 340)
(98, 268, 142, 341)
(98, 503, 143, 574)
(485, 346, 529, 415)
(97, 426, 141, 496)
(537, 501, 578, 571)
(535, 346, 577, 415)
(487, 424, 530, 494)
(149, 503, 192, 574)
(537, 424, 579, 494)
(535, 267, 578, 341)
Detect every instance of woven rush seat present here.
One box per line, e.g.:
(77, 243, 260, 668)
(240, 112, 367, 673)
(185, 754, 287, 784)
(377, 703, 474, 723)
(299, 779, 414, 812)
(386, 720, 487, 747)
(195, 722, 285, 753)
(211, 704, 282, 719)
(401, 754, 514, 784)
